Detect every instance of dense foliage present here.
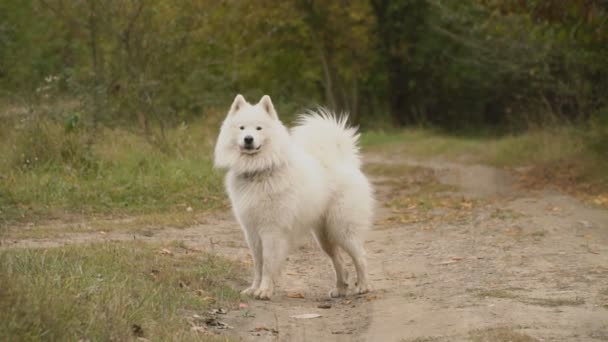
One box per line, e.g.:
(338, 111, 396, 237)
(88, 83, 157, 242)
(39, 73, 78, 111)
(0, 0, 606, 130)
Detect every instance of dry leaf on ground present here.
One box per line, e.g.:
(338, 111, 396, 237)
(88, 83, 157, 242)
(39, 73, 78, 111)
(287, 292, 305, 299)
(159, 248, 173, 256)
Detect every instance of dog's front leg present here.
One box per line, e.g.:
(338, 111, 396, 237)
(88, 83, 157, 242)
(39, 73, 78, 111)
(253, 232, 289, 300)
(241, 229, 263, 296)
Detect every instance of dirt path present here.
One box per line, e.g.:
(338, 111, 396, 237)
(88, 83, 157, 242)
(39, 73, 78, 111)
(3, 154, 608, 341)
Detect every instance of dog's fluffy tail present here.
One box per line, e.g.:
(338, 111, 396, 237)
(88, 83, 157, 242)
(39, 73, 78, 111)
(291, 108, 361, 169)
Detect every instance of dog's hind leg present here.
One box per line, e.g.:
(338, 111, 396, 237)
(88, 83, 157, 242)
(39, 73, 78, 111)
(253, 232, 289, 300)
(339, 234, 373, 294)
(241, 229, 263, 296)
(313, 229, 349, 297)
(326, 202, 373, 295)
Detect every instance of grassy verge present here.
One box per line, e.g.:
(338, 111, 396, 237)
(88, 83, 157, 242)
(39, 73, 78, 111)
(2, 109, 606, 229)
(0, 116, 227, 227)
(0, 241, 244, 341)
(362, 129, 489, 158)
(362, 126, 608, 201)
(362, 127, 591, 167)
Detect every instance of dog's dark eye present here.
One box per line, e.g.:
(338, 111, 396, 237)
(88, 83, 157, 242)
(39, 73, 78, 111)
(239, 126, 245, 130)
(256, 126, 262, 131)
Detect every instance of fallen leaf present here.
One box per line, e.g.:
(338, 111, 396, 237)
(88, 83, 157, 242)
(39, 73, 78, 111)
(317, 303, 332, 309)
(290, 313, 321, 319)
(159, 248, 173, 256)
(461, 201, 473, 209)
(375, 217, 396, 225)
(287, 292, 305, 299)
(366, 295, 378, 301)
(593, 194, 608, 205)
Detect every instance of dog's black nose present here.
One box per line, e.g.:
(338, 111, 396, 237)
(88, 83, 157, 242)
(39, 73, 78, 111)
(244, 136, 254, 145)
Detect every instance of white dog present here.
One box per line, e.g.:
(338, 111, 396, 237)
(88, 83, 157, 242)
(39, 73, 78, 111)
(214, 94, 374, 300)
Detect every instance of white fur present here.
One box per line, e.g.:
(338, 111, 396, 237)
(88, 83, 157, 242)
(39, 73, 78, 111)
(214, 95, 374, 300)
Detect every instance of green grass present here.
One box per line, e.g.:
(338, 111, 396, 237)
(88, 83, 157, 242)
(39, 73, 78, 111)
(362, 129, 487, 157)
(362, 126, 608, 188)
(0, 241, 243, 341)
(0, 118, 227, 226)
(361, 127, 583, 166)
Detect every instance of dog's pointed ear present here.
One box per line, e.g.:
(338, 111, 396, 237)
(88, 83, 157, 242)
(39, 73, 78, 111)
(228, 94, 247, 116)
(258, 95, 278, 120)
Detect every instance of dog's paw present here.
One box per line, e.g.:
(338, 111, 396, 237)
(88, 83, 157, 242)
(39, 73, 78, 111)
(241, 286, 258, 296)
(253, 287, 273, 300)
(329, 286, 348, 298)
(355, 283, 373, 295)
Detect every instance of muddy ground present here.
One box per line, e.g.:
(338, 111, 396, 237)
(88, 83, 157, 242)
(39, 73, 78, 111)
(3, 153, 608, 341)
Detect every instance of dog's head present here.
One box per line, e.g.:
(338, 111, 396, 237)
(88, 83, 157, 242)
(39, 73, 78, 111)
(214, 94, 290, 173)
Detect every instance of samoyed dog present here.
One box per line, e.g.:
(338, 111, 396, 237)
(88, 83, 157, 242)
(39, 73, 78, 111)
(214, 94, 374, 300)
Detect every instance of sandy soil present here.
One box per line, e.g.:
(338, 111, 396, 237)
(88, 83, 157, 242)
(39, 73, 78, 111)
(3, 153, 608, 341)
